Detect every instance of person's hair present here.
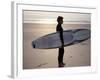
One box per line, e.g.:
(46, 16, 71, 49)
(57, 16, 63, 22)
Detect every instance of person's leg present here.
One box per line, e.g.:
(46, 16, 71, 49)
(61, 47, 65, 65)
(58, 47, 64, 67)
(60, 47, 64, 63)
(58, 48, 62, 64)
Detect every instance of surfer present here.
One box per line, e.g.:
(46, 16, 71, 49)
(56, 16, 65, 67)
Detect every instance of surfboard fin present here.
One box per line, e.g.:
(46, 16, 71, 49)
(32, 41, 35, 48)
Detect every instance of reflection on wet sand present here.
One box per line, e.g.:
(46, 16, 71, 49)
(34, 63, 48, 68)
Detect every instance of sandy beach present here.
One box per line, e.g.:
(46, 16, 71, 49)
(23, 23, 91, 69)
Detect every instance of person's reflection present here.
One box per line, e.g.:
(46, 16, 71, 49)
(56, 16, 65, 67)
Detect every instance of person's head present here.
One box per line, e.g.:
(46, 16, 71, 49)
(57, 16, 63, 24)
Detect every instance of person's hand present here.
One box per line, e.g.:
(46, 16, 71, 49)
(61, 42, 64, 47)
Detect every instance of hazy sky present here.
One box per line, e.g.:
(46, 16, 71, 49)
(23, 10, 91, 24)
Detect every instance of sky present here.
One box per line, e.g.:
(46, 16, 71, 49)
(23, 10, 91, 24)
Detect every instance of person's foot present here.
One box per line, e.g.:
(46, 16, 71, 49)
(58, 63, 65, 67)
(62, 62, 66, 66)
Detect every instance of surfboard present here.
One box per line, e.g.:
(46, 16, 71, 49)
(32, 29, 90, 49)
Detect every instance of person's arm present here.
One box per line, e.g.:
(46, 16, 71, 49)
(56, 25, 64, 47)
(60, 31, 64, 46)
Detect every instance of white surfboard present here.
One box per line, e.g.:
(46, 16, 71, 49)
(32, 29, 90, 49)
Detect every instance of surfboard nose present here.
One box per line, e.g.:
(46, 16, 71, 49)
(32, 41, 35, 48)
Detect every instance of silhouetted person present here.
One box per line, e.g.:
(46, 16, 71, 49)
(56, 16, 65, 67)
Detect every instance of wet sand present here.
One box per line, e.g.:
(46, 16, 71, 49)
(23, 23, 91, 69)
